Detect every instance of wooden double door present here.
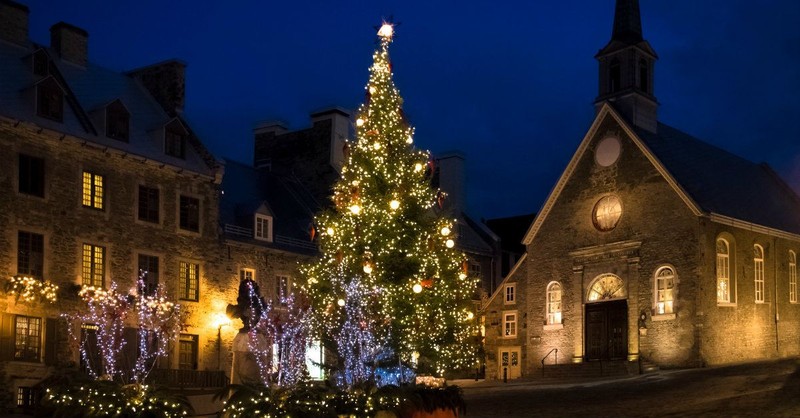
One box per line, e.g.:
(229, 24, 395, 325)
(585, 300, 627, 361)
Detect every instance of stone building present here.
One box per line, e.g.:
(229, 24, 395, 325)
(483, 0, 800, 379)
(0, 1, 246, 411)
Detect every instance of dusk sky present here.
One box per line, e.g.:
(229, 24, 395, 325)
(23, 0, 800, 219)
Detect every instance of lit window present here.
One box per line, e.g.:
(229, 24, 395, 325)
(17, 231, 44, 279)
(82, 243, 105, 288)
(14, 316, 41, 362)
(276, 275, 290, 304)
(505, 284, 515, 304)
(655, 267, 675, 315)
(179, 261, 199, 301)
(179, 195, 200, 232)
(790, 251, 797, 304)
(138, 186, 160, 224)
(716, 239, 731, 303)
(546, 282, 562, 325)
(255, 214, 272, 241)
(82, 172, 104, 210)
(588, 274, 625, 301)
(178, 334, 198, 370)
(240, 268, 255, 282)
(17, 386, 37, 408)
(754, 245, 765, 303)
(503, 312, 517, 337)
(306, 340, 324, 380)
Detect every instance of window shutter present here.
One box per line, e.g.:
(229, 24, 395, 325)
(44, 318, 58, 366)
(0, 314, 15, 361)
(122, 327, 139, 373)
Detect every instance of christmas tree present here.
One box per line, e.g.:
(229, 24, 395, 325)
(301, 22, 478, 381)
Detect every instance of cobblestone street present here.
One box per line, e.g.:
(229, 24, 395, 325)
(458, 358, 800, 417)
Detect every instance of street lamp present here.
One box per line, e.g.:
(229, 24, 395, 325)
(212, 313, 231, 370)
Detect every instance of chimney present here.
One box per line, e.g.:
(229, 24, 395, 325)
(253, 121, 289, 169)
(0, 0, 29, 47)
(436, 151, 466, 214)
(310, 107, 351, 172)
(128, 60, 186, 116)
(50, 22, 88, 67)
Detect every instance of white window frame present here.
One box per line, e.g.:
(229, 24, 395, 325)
(654, 266, 676, 318)
(546, 282, 562, 325)
(502, 311, 517, 338)
(754, 244, 765, 303)
(255, 214, 273, 242)
(716, 238, 731, 304)
(790, 250, 797, 304)
(504, 284, 515, 305)
(240, 268, 255, 282)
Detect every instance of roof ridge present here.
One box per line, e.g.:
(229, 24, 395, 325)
(656, 122, 761, 168)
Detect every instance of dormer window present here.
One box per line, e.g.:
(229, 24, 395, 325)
(105, 100, 130, 141)
(36, 77, 64, 122)
(255, 214, 273, 242)
(32, 49, 49, 76)
(164, 120, 187, 159)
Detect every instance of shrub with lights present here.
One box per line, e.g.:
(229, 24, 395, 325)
(5, 275, 59, 304)
(44, 272, 190, 417)
(300, 21, 479, 383)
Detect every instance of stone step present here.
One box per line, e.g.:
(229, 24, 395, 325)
(540, 361, 632, 379)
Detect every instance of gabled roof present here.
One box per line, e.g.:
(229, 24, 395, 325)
(220, 160, 319, 255)
(636, 124, 800, 236)
(0, 40, 219, 178)
(523, 104, 800, 245)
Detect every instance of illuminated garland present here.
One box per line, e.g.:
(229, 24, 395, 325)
(5, 275, 58, 304)
(300, 22, 480, 380)
(45, 382, 192, 417)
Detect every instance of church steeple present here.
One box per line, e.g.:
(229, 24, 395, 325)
(595, 0, 658, 133)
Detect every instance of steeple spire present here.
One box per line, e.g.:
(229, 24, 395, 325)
(594, 0, 658, 133)
(611, 0, 643, 44)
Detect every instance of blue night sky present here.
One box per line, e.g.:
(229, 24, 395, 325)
(23, 1, 800, 219)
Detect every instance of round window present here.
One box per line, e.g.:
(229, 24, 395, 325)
(595, 136, 621, 167)
(592, 195, 622, 231)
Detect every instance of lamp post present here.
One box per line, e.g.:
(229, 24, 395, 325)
(212, 313, 231, 370)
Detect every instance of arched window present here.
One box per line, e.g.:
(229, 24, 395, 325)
(587, 274, 625, 301)
(608, 58, 621, 93)
(638, 58, 649, 93)
(754, 245, 765, 303)
(654, 266, 675, 315)
(790, 251, 797, 303)
(716, 239, 730, 303)
(546, 282, 562, 325)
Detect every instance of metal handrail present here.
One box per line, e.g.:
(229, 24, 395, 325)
(541, 348, 558, 377)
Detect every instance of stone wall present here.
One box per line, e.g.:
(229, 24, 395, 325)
(482, 259, 527, 379)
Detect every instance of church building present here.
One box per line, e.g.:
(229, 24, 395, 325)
(482, 0, 800, 379)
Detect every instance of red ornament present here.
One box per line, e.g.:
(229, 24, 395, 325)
(421, 278, 434, 288)
(437, 191, 445, 209)
(308, 224, 316, 241)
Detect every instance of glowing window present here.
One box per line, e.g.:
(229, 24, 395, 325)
(587, 274, 625, 301)
(503, 312, 517, 337)
(654, 267, 675, 314)
(754, 245, 765, 303)
(546, 282, 562, 325)
(306, 340, 324, 380)
(82, 171, 104, 210)
(179, 261, 199, 301)
(592, 195, 622, 231)
(716, 239, 730, 303)
(14, 316, 41, 362)
(81, 243, 105, 288)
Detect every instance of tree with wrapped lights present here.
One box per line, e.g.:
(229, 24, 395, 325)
(301, 23, 479, 381)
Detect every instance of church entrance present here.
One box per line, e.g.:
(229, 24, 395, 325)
(585, 299, 627, 361)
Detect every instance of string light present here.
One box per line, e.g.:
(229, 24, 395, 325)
(389, 200, 400, 210)
(440, 226, 451, 236)
(6, 275, 58, 304)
